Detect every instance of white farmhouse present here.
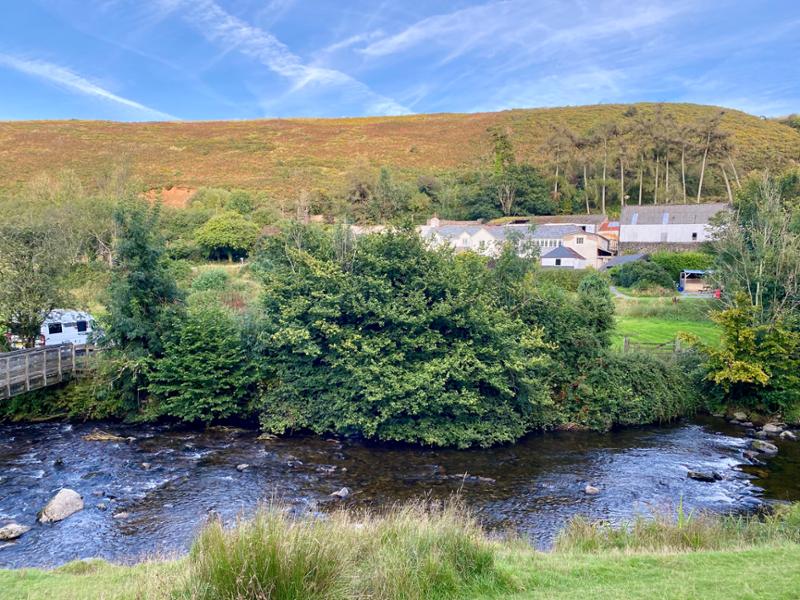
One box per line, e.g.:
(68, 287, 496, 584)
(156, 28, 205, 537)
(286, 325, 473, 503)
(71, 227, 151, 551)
(619, 203, 728, 244)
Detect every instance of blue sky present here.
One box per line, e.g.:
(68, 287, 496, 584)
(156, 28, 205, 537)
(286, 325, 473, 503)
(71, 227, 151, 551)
(0, 1, 798, 121)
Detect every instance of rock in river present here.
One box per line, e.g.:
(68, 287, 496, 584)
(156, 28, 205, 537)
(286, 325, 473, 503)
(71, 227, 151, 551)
(584, 484, 600, 495)
(733, 411, 748, 422)
(687, 470, 717, 482)
(82, 429, 126, 443)
(763, 423, 784, 435)
(751, 440, 779, 455)
(0, 523, 31, 541)
(780, 430, 797, 441)
(39, 489, 84, 523)
(330, 487, 351, 499)
(236, 464, 250, 472)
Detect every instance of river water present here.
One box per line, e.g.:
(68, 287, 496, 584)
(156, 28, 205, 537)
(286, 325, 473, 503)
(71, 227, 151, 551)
(1, 417, 797, 568)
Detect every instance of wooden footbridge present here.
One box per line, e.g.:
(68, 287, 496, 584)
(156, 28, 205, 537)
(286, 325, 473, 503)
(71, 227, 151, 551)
(0, 344, 96, 399)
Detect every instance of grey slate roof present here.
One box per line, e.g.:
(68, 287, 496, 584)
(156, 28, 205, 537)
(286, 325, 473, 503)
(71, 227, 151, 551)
(620, 203, 728, 225)
(527, 224, 584, 238)
(604, 253, 649, 268)
(542, 246, 586, 260)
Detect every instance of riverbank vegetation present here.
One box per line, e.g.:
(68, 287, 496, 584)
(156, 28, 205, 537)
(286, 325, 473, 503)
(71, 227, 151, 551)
(1, 159, 799, 442)
(2, 502, 800, 599)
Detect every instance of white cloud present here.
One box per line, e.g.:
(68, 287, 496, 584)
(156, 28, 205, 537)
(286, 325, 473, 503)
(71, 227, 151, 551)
(166, 0, 411, 115)
(0, 53, 176, 120)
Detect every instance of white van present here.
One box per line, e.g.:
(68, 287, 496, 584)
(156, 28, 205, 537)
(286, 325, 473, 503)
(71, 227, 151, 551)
(39, 310, 97, 347)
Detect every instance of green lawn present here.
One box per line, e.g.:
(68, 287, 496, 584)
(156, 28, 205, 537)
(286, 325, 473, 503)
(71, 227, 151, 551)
(3, 546, 799, 600)
(612, 316, 721, 350)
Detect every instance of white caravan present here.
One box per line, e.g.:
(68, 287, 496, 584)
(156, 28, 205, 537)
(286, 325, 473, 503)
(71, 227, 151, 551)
(39, 310, 97, 346)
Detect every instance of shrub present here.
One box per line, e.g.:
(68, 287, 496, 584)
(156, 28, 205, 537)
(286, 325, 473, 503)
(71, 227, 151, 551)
(535, 268, 591, 292)
(190, 268, 230, 292)
(650, 250, 714, 282)
(610, 260, 674, 289)
(147, 305, 256, 423)
(255, 227, 552, 448)
(165, 238, 202, 261)
(559, 352, 700, 430)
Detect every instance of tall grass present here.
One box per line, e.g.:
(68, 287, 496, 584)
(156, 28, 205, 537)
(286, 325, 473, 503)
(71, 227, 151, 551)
(555, 503, 800, 553)
(615, 297, 715, 321)
(177, 500, 514, 600)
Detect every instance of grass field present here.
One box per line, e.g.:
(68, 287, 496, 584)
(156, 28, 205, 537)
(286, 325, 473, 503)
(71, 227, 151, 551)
(612, 316, 721, 349)
(2, 546, 798, 600)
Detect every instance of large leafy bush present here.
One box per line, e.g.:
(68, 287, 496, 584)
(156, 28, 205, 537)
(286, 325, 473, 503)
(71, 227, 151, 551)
(254, 227, 552, 448)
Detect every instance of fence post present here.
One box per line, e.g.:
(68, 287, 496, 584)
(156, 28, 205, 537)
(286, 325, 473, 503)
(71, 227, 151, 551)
(24, 353, 30, 392)
(623, 336, 629, 353)
(58, 346, 63, 382)
(3, 356, 9, 398)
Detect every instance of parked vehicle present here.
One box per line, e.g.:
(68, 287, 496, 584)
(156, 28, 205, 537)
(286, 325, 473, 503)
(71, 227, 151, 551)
(4, 309, 98, 348)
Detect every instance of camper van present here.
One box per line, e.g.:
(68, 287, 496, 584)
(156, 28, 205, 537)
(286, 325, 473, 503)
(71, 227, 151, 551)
(38, 310, 97, 346)
(4, 310, 99, 348)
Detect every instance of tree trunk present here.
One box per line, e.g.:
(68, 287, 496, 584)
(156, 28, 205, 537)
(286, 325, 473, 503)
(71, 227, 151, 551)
(653, 157, 659, 205)
(619, 157, 625, 207)
(721, 165, 733, 203)
(728, 155, 741, 188)
(554, 161, 560, 197)
(601, 138, 607, 214)
(583, 163, 590, 214)
(638, 156, 643, 205)
(681, 144, 687, 203)
(697, 133, 710, 203)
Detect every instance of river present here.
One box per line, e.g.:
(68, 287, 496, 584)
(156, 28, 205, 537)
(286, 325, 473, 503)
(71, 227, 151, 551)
(1, 417, 798, 568)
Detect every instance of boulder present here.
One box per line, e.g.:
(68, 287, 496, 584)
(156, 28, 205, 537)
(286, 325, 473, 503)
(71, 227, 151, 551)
(141, 462, 152, 470)
(39, 489, 84, 523)
(733, 411, 748, 422)
(738, 422, 754, 428)
(584, 484, 600, 495)
(236, 464, 250, 472)
(751, 440, 779, 455)
(82, 429, 126, 443)
(113, 512, 130, 520)
(755, 430, 769, 440)
(330, 487, 351, 499)
(763, 423, 784, 435)
(687, 471, 716, 482)
(780, 430, 797, 441)
(743, 450, 764, 465)
(0, 523, 30, 541)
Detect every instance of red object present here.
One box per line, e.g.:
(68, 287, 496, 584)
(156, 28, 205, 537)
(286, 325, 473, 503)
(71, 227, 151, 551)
(714, 289, 722, 299)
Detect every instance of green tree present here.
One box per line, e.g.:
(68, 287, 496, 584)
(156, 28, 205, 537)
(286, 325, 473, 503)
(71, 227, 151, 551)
(684, 295, 800, 412)
(0, 221, 74, 346)
(103, 199, 183, 404)
(225, 190, 254, 215)
(711, 175, 800, 324)
(195, 212, 260, 261)
(148, 306, 256, 423)
(254, 227, 552, 448)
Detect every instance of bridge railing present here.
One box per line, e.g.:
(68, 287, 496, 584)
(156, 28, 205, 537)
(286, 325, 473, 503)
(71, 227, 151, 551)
(0, 344, 96, 399)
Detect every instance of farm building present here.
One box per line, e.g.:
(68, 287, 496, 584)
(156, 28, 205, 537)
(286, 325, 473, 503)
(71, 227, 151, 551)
(541, 245, 587, 269)
(619, 203, 728, 244)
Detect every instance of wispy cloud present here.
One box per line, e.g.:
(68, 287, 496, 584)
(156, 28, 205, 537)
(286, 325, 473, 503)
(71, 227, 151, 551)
(164, 0, 410, 115)
(0, 52, 176, 119)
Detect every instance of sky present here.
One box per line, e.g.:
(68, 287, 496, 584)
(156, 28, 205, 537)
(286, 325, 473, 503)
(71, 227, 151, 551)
(0, 0, 798, 121)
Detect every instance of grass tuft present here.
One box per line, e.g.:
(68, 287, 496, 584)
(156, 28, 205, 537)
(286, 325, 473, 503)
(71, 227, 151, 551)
(555, 503, 800, 554)
(178, 499, 514, 600)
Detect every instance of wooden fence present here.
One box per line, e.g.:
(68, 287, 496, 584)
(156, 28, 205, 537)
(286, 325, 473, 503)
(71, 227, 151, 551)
(0, 344, 96, 400)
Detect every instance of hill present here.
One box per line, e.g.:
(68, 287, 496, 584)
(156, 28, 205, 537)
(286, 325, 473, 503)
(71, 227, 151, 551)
(0, 103, 798, 200)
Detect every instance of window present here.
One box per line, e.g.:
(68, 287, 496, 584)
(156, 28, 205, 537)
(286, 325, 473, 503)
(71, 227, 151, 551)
(692, 232, 698, 241)
(48, 323, 63, 335)
(76, 321, 88, 332)
(576, 237, 584, 244)
(555, 259, 562, 266)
